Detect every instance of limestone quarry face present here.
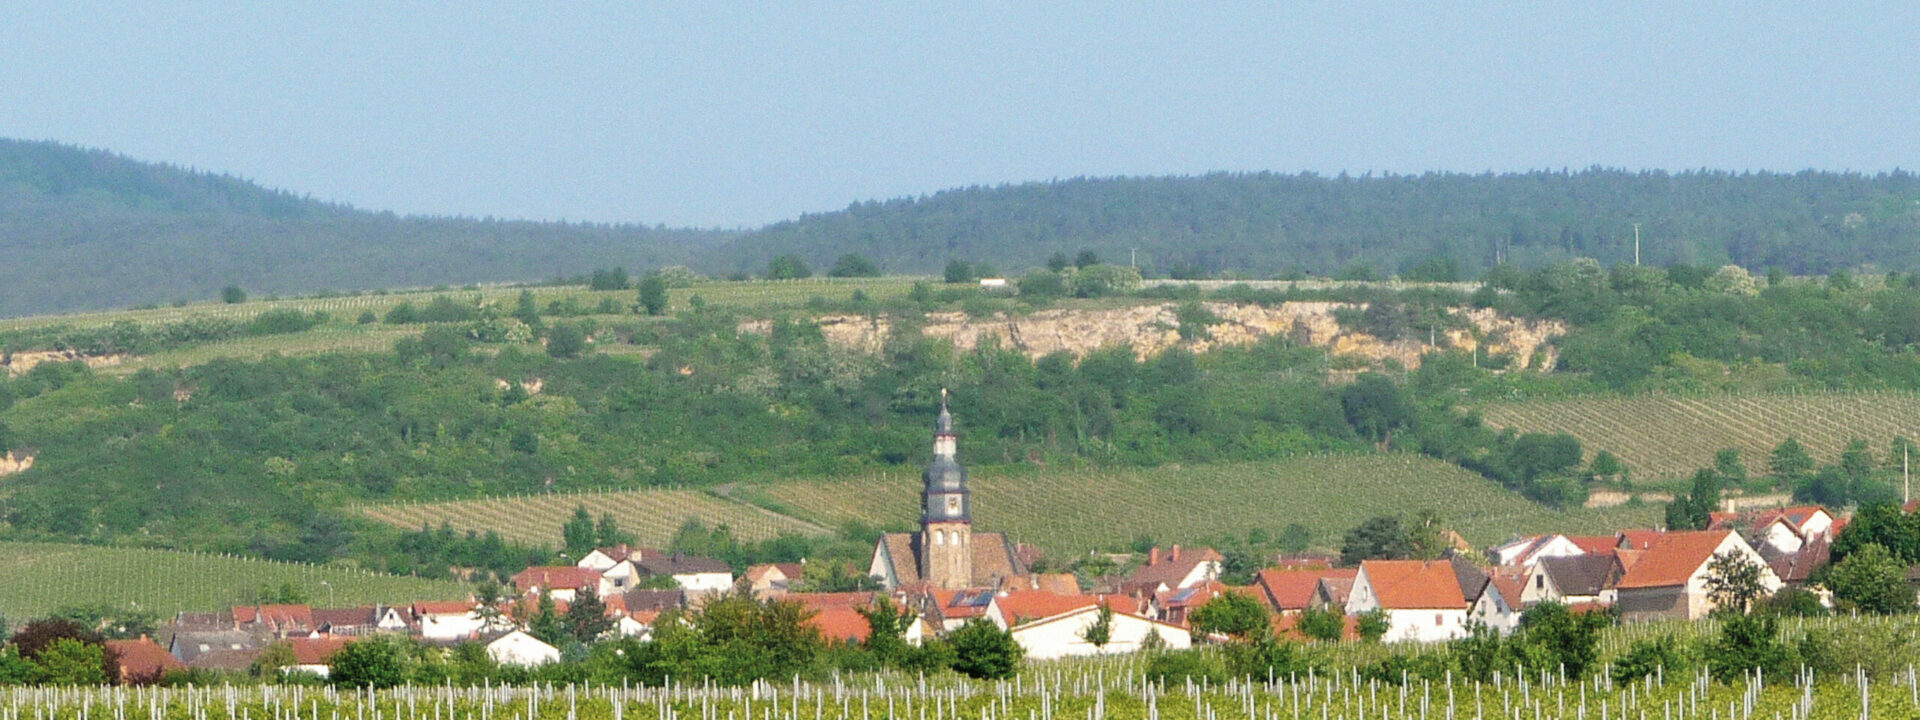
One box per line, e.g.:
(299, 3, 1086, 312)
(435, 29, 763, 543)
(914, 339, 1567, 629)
(741, 302, 1564, 370)
(1, 350, 128, 377)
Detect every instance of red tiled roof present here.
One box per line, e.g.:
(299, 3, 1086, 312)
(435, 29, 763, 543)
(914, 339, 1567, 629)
(806, 607, 871, 644)
(512, 566, 603, 591)
(412, 602, 477, 616)
(1358, 560, 1468, 610)
(1567, 536, 1620, 556)
(232, 604, 313, 627)
(1272, 612, 1359, 642)
(284, 637, 352, 665)
(1616, 531, 1734, 589)
(784, 592, 877, 611)
(1008, 573, 1082, 595)
(1125, 546, 1224, 588)
(107, 638, 184, 683)
(1256, 568, 1358, 612)
(1617, 530, 1665, 551)
(994, 590, 1100, 625)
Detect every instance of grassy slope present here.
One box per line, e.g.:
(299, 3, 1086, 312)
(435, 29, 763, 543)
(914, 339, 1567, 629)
(355, 488, 830, 549)
(1479, 391, 1920, 482)
(0, 542, 467, 619)
(739, 454, 1661, 558)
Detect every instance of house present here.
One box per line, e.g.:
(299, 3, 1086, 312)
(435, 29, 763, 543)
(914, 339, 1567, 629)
(1255, 567, 1358, 615)
(1006, 573, 1082, 595)
(414, 602, 487, 642)
(1469, 567, 1528, 635)
(1710, 506, 1838, 555)
(1615, 530, 1782, 621)
(1761, 534, 1832, 589)
(512, 566, 611, 602)
(1524, 554, 1623, 606)
(619, 588, 688, 615)
(1151, 581, 1239, 628)
(911, 587, 997, 631)
(282, 637, 352, 678)
(1312, 577, 1355, 609)
(310, 606, 411, 636)
(107, 637, 184, 684)
(633, 552, 734, 594)
(741, 562, 806, 597)
(1123, 546, 1224, 592)
(1345, 559, 1474, 642)
(1003, 598, 1192, 660)
(1567, 535, 1622, 556)
(231, 604, 315, 636)
(1488, 534, 1585, 568)
(801, 601, 930, 646)
(169, 629, 261, 665)
(871, 401, 1028, 590)
(484, 630, 561, 667)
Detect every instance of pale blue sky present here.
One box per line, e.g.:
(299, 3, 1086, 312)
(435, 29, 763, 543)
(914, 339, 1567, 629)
(4, 3, 1916, 227)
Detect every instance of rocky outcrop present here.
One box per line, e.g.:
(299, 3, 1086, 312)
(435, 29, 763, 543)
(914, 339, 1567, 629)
(742, 302, 1564, 370)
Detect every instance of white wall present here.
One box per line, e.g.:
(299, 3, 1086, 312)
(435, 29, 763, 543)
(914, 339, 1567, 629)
(675, 572, 735, 593)
(420, 613, 483, 642)
(1385, 609, 1472, 643)
(487, 632, 561, 667)
(1009, 609, 1192, 660)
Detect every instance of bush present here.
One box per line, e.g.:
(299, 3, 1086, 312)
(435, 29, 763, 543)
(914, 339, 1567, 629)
(546, 323, 586, 359)
(1296, 606, 1345, 642)
(221, 285, 246, 304)
(329, 637, 410, 688)
(1707, 613, 1794, 683)
(1610, 635, 1687, 687)
(1145, 649, 1228, 685)
(246, 309, 322, 336)
(947, 619, 1020, 680)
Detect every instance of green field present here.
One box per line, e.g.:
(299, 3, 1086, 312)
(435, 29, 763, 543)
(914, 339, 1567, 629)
(740, 454, 1662, 558)
(356, 487, 831, 550)
(1480, 391, 1920, 481)
(0, 542, 468, 619)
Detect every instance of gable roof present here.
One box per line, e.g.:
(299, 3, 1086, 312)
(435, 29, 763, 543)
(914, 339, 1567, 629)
(634, 552, 731, 576)
(1125, 546, 1223, 588)
(232, 604, 312, 628)
(1448, 555, 1492, 602)
(284, 637, 352, 665)
(311, 607, 375, 629)
(1617, 530, 1665, 551)
(1316, 577, 1355, 607)
(412, 602, 478, 616)
(107, 637, 184, 682)
(1762, 534, 1832, 584)
(1537, 554, 1622, 596)
(1008, 573, 1082, 595)
(783, 592, 877, 611)
(1358, 560, 1469, 609)
(1567, 535, 1621, 556)
(994, 590, 1101, 625)
(877, 532, 1029, 588)
(1616, 530, 1736, 589)
(512, 566, 604, 591)
(806, 607, 872, 644)
(1256, 568, 1358, 612)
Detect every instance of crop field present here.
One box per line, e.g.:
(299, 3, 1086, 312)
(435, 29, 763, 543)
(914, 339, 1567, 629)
(0, 542, 467, 619)
(356, 487, 830, 550)
(745, 454, 1662, 558)
(1479, 391, 1920, 481)
(0, 278, 926, 334)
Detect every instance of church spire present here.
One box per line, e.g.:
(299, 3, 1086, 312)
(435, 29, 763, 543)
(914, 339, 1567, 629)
(922, 389, 969, 522)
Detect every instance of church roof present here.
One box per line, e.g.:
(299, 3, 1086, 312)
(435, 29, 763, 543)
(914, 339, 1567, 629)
(877, 532, 1026, 588)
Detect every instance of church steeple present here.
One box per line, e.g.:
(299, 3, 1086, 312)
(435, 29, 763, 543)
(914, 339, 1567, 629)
(920, 389, 972, 589)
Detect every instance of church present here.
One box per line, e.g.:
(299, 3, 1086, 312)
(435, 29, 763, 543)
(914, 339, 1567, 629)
(869, 394, 1027, 590)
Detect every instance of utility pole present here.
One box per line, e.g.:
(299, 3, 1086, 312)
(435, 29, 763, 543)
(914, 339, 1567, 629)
(1633, 223, 1641, 266)
(1905, 443, 1910, 506)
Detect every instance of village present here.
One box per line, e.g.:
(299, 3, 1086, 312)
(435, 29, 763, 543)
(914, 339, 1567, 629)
(91, 401, 1869, 683)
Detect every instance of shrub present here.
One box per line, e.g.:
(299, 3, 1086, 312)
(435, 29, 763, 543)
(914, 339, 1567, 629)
(1611, 635, 1687, 687)
(1145, 649, 1228, 685)
(947, 619, 1020, 680)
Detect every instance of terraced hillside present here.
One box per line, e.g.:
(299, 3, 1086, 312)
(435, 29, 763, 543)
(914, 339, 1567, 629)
(0, 542, 467, 619)
(357, 488, 830, 549)
(740, 454, 1661, 558)
(1479, 392, 1920, 481)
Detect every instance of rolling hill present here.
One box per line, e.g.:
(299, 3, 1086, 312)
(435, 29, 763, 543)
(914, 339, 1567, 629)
(0, 139, 733, 316)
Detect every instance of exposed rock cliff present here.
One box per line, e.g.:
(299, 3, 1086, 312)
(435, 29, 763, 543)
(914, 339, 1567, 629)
(741, 302, 1563, 370)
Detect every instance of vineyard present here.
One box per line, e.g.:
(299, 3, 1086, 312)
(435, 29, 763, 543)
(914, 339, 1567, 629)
(1479, 391, 1920, 482)
(355, 488, 830, 550)
(0, 542, 467, 619)
(744, 454, 1663, 558)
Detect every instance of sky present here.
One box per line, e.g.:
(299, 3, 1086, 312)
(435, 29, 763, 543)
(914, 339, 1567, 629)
(3, 3, 1917, 228)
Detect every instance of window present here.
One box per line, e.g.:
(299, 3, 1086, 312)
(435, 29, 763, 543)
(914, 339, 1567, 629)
(1435, 613, 1443, 626)
(934, 531, 944, 545)
(1535, 575, 1544, 589)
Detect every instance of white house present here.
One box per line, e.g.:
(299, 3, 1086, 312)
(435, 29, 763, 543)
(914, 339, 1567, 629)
(1523, 554, 1622, 606)
(634, 553, 735, 594)
(512, 566, 614, 602)
(414, 602, 486, 642)
(1468, 572, 1526, 636)
(1122, 546, 1223, 591)
(485, 630, 561, 667)
(1006, 603, 1191, 660)
(1616, 530, 1783, 621)
(1488, 534, 1585, 568)
(1346, 560, 1474, 643)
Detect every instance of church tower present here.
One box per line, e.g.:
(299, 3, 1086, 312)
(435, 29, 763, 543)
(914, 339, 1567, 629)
(920, 390, 972, 589)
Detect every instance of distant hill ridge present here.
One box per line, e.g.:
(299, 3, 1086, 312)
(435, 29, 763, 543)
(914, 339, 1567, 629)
(0, 139, 731, 316)
(6, 137, 1920, 315)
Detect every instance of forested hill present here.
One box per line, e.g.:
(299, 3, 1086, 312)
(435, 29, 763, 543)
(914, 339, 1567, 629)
(0, 139, 733, 316)
(710, 170, 1920, 279)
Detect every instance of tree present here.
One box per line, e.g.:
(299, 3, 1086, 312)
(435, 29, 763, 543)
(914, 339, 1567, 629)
(1073, 250, 1100, 268)
(594, 513, 631, 548)
(943, 260, 975, 284)
(1840, 438, 1876, 481)
(1769, 437, 1813, 484)
(1078, 603, 1114, 649)
(1068, 264, 1143, 298)
(221, 285, 246, 304)
(545, 323, 586, 359)
(31, 638, 108, 685)
(8, 619, 116, 684)
(1355, 609, 1390, 642)
(1339, 373, 1411, 446)
(827, 254, 879, 277)
(565, 589, 615, 643)
(527, 593, 569, 648)
(947, 619, 1021, 680)
(1516, 601, 1610, 678)
(1588, 451, 1625, 482)
(1046, 252, 1071, 272)
(637, 274, 669, 315)
(1664, 468, 1720, 531)
(1277, 523, 1312, 553)
(1713, 448, 1747, 486)
(589, 267, 630, 291)
(1702, 550, 1765, 615)
(1610, 635, 1686, 687)
(1296, 606, 1345, 642)
(1826, 542, 1913, 614)
(766, 255, 812, 280)
(1707, 613, 1792, 682)
(857, 598, 915, 665)
(328, 636, 409, 689)
(1189, 592, 1269, 641)
(1341, 515, 1413, 565)
(562, 505, 596, 555)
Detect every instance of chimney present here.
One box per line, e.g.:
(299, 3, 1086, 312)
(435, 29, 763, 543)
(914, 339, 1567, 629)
(1171, 545, 1181, 562)
(1148, 547, 1161, 566)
